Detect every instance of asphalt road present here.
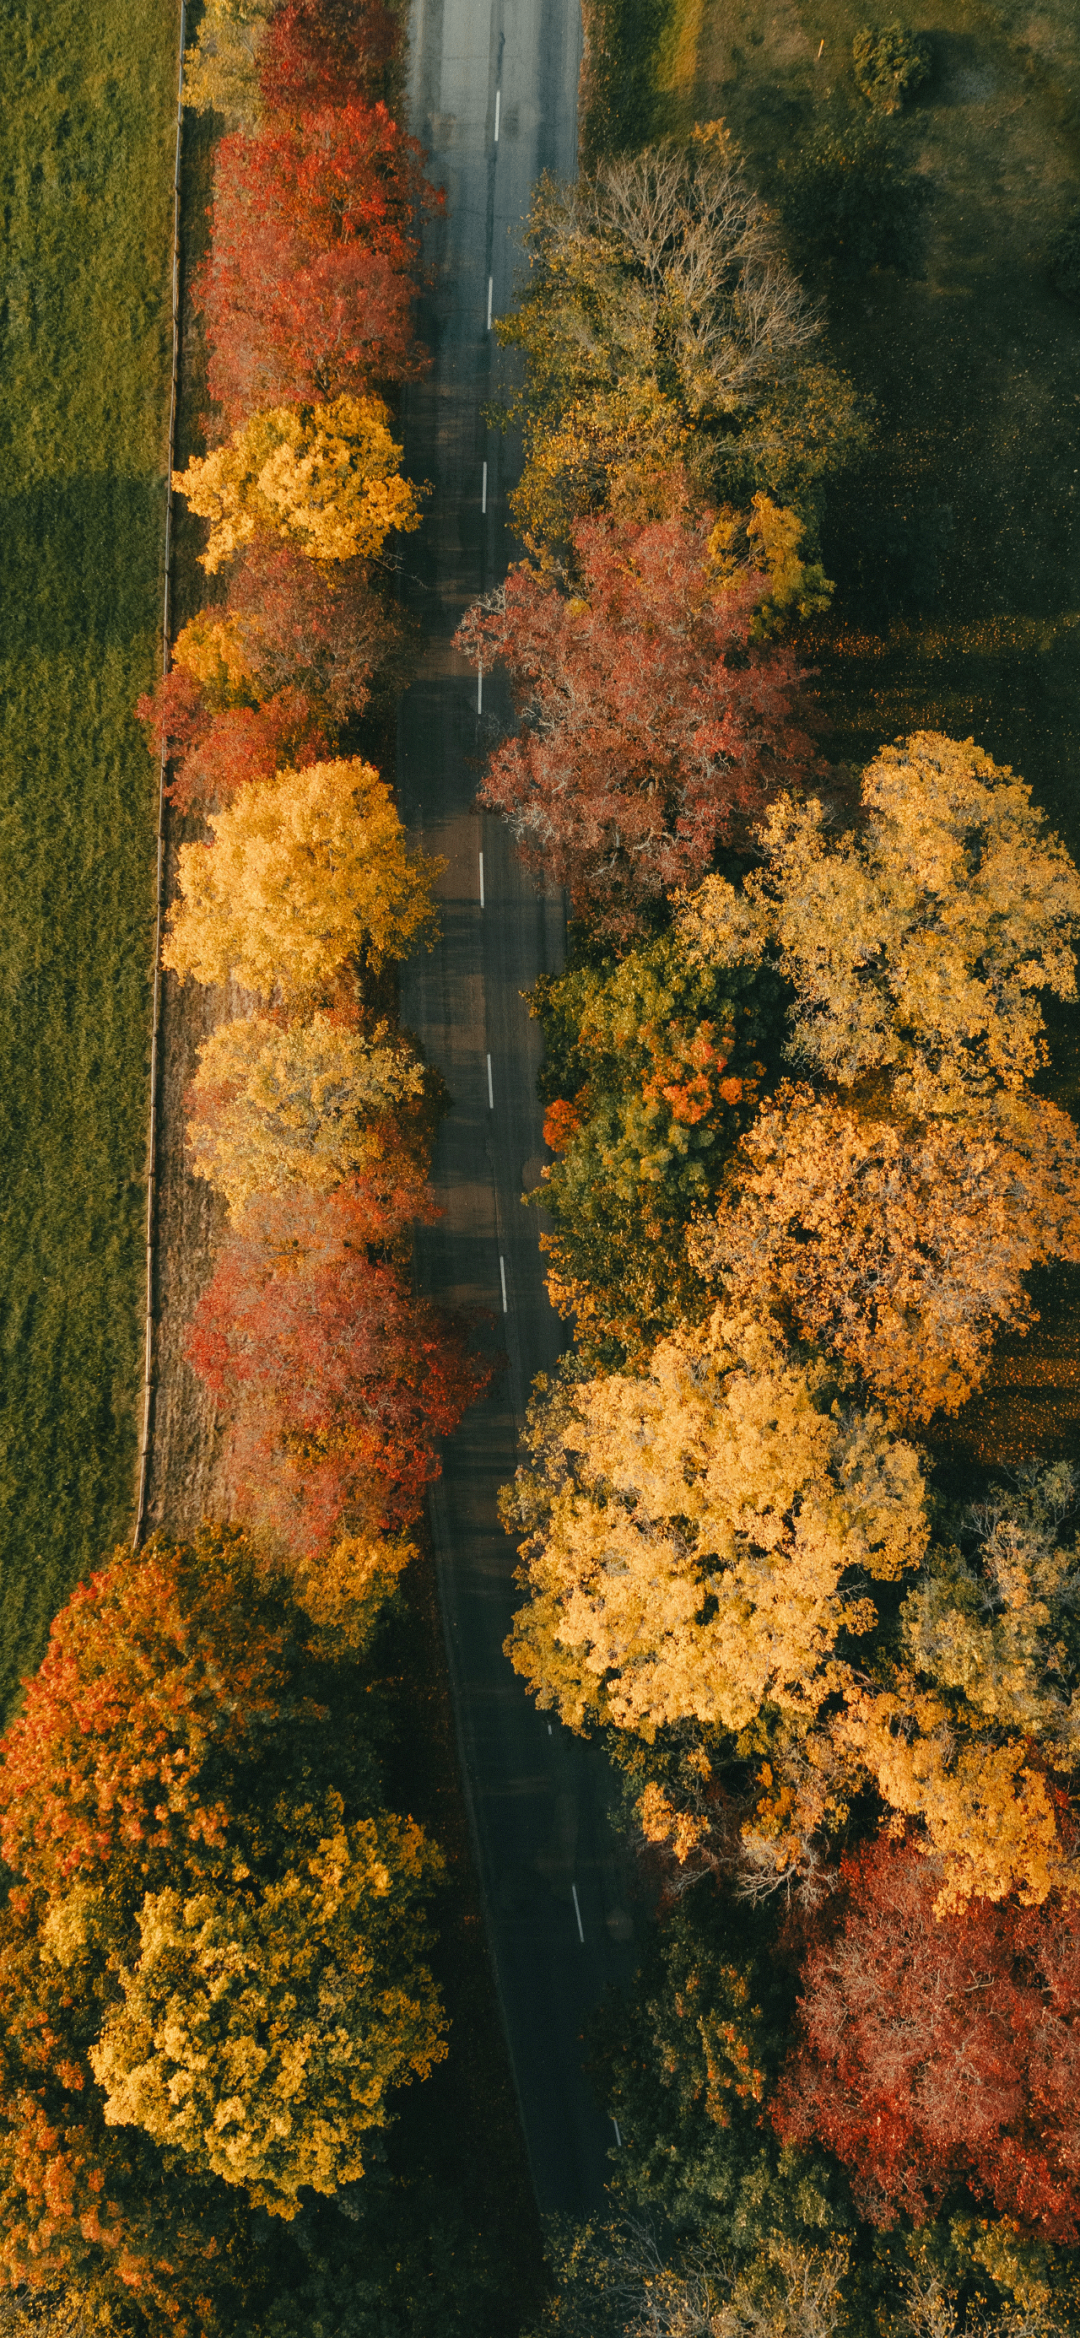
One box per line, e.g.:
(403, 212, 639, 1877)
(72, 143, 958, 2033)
(398, 0, 639, 2218)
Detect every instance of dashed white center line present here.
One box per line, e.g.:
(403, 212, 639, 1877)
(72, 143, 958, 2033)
(486, 274, 493, 330)
(481, 458, 487, 513)
(478, 850, 485, 907)
(494, 87, 501, 141)
(499, 1253, 508, 1313)
(477, 661, 483, 713)
(486, 1052, 494, 1109)
(612, 2117, 623, 2147)
(571, 1883, 585, 1943)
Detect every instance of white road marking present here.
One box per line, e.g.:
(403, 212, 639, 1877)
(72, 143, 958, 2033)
(481, 458, 487, 512)
(479, 850, 485, 907)
(487, 1052, 494, 1109)
(494, 88, 501, 141)
(487, 274, 493, 330)
(477, 661, 483, 713)
(612, 2118, 623, 2147)
(571, 1883, 585, 1943)
(499, 1253, 508, 1313)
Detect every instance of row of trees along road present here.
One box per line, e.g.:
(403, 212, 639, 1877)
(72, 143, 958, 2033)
(454, 127, 1080, 2335)
(0, 4, 502, 2332)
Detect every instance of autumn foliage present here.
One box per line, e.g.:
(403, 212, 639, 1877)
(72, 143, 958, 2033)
(0, 1529, 445, 2310)
(173, 394, 421, 572)
(136, 543, 408, 811)
(455, 508, 822, 942)
(186, 1176, 492, 1560)
(503, 1307, 926, 1737)
(199, 101, 435, 420)
(186, 1009, 430, 1218)
(775, 1836, 1080, 2241)
(680, 732, 1080, 1111)
(696, 1082, 1080, 1422)
(163, 756, 440, 999)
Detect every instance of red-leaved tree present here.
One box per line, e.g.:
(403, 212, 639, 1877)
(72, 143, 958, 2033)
(186, 1175, 493, 1559)
(226, 536, 413, 721)
(773, 1835, 1080, 2241)
(136, 546, 409, 809)
(454, 511, 823, 944)
(137, 674, 330, 812)
(259, 0, 402, 117)
(200, 101, 437, 419)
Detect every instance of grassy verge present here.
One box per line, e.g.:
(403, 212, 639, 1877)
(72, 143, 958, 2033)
(0, 0, 181, 1716)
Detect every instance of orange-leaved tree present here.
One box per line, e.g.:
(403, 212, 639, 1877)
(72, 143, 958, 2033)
(693, 1082, 1080, 1423)
(186, 1175, 494, 1562)
(681, 733, 1080, 1423)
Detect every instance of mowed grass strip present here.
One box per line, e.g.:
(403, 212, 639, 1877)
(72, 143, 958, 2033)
(0, 0, 178, 1715)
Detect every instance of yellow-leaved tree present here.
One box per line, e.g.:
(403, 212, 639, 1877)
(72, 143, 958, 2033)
(679, 732, 1080, 1110)
(187, 1012, 428, 1218)
(503, 1309, 927, 1738)
(173, 396, 423, 573)
(163, 758, 441, 1001)
(182, 0, 271, 130)
(835, 1466, 1080, 1911)
(90, 1813, 446, 2217)
(707, 491, 833, 638)
(172, 609, 255, 705)
(294, 1532, 418, 1652)
(639, 1467, 1080, 1913)
(693, 1083, 1080, 1422)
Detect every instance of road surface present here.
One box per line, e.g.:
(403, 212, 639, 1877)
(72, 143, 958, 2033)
(398, 0, 638, 2218)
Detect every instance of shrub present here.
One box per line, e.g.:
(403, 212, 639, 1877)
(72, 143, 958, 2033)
(852, 23, 931, 114)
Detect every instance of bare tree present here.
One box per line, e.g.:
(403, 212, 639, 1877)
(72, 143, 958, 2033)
(575, 140, 820, 418)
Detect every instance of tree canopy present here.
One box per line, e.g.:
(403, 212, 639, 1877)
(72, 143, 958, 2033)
(526, 928, 779, 1361)
(0, 1528, 445, 2309)
(679, 733, 1080, 1111)
(455, 507, 821, 943)
(187, 1175, 492, 1562)
(493, 132, 868, 559)
(503, 1308, 926, 1738)
(695, 1082, 1080, 1422)
(199, 104, 434, 417)
(173, 396, 422, 573)
(163, 756, 440, 1000)
(187, 1009, 429, 1218)
(775, 1836, 1080, 2241)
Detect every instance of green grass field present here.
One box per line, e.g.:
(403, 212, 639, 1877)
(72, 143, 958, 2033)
(583, 0, 1080, 1483)
(0, 0, 179, 1715)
